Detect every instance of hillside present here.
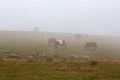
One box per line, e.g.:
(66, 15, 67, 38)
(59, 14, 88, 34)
(0, 31, 120, 59)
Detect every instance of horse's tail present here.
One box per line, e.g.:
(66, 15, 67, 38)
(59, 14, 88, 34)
(63, 40, 66, 48)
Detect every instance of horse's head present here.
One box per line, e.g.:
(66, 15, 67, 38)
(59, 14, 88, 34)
(48, 38, 56, 45)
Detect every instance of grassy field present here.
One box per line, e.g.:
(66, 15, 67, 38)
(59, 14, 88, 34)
(0, 31, 120, 80)
(0, 60, 120, 80)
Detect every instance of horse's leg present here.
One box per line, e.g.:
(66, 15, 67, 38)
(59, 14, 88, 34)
(63, 44, 66, 48)
(60, 45, 62, 49)
(63, 44, 66, 49)
(62, 44, 64, 49)
(56, 43, 60, 49)
(55, 46, 58, 49)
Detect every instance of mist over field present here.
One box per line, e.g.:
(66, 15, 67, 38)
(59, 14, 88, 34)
(0, 0, 120, 66)
(0, 0, 120, 36)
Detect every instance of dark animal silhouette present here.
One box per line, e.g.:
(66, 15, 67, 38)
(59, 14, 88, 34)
(75, 34, 81, 40)
(84, 42, 97, 51)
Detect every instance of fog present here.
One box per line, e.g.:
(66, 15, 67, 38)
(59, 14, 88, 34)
(0, 0, 120, 36)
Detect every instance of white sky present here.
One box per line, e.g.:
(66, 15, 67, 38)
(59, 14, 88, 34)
(0, 0, 120, 36)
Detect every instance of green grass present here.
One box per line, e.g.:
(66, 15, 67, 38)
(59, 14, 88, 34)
(0, 60, 120, 80)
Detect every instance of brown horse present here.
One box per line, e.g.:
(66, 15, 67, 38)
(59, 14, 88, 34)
(84, 42, 97, 51)
(48, 38, 56, 47)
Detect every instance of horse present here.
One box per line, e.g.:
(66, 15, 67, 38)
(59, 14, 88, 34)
(84, 42, 97, 51)
(55, 40, 66, 49)
(75, 34, 81, 40)
(48, 38, 66, 49)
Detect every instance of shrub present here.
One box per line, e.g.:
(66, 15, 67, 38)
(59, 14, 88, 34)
(90, 60, 98, 65)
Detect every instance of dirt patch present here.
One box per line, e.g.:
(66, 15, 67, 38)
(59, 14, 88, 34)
(56, 66, 71, 72)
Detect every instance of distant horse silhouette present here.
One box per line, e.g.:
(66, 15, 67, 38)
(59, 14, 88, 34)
(48, 38, 57, 47)
(75, 34, 81, 40)
(84, 42, 97, 51)
(48, 38, 66, 49)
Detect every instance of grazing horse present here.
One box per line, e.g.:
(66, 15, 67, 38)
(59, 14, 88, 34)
(84, 42, 97, 51)
(75, 34, 81, 40)
(55, 40, 66, 49)
(48, 38, 66, 49)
